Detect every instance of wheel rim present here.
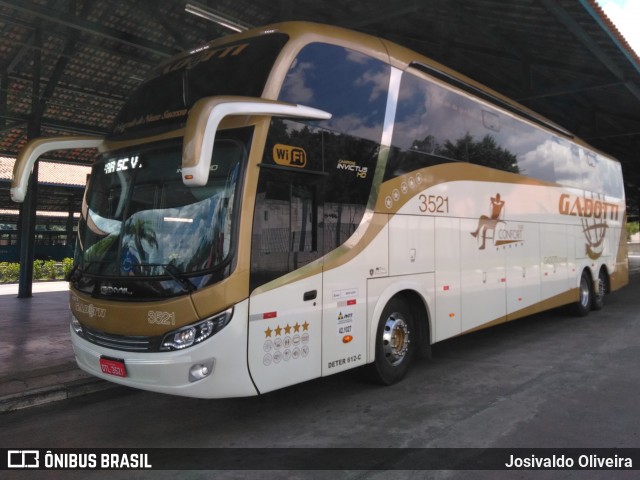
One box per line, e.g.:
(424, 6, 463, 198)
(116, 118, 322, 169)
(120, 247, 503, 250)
(382, 313, 410, 366)
(579, 275, 590, 308)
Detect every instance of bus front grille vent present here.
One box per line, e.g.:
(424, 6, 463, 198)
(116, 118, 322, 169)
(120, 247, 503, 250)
(83, 327, 160, 352)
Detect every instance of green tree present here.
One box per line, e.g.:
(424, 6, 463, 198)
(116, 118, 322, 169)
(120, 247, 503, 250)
(124, 219, 158, 264)
(438, 133, 520, 173)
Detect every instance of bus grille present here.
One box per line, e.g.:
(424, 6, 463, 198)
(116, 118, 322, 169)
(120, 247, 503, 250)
(83, 327, 159, 352)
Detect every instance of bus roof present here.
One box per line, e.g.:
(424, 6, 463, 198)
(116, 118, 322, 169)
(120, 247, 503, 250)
(197, 22, 603, 153)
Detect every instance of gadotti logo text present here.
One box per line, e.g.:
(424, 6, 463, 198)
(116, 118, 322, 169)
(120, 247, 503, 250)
(558, 193, 620, 220)
(558, 193, 620, 260)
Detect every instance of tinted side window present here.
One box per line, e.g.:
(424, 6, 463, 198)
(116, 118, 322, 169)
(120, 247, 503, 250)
(251, 43, 390, 290)
(250, 171, 322, 291)
(278, 42, 389, 255)
(279, 43, 389, 144)
(587, 152, 624, 198)
(389, 71, 467, 172)
(387, 71, 523, 181)
(387, 70, 573, 184)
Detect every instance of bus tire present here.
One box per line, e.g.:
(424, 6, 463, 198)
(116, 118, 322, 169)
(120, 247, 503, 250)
(591, 268, 608, 311)
(367, 297, 416, 385)
(571, 270, 593, 317)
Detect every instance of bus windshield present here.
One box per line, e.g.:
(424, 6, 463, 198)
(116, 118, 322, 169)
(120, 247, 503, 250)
(76, 136, 246, 280)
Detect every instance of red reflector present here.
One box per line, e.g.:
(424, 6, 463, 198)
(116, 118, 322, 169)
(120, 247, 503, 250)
(347, 299, 356, 306)
(443, 285, 450, 291)
(263, 311, 277, 319)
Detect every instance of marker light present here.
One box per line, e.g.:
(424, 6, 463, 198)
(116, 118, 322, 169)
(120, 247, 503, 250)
(342, 335, 353, 344)
(161, 308, 233, 351)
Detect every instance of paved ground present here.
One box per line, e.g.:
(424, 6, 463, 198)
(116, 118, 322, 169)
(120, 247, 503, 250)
(0, 281, 113, 411)
(0, 259, 639, 479)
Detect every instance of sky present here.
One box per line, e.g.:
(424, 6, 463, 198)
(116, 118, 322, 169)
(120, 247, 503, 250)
(596, 0, 640, 56)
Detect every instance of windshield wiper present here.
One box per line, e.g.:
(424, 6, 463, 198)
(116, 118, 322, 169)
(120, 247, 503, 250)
(130, 262, 196, 293)
(67, 260, 112, 282)
(163, 263, 196, 293)
(71, 260, 196, 293)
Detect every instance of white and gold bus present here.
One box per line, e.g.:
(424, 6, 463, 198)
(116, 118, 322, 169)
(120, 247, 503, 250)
(12, 22, 628, 398)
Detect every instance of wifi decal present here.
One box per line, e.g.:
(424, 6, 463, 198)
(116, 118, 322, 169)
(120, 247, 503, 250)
(273, 144, 307, 168)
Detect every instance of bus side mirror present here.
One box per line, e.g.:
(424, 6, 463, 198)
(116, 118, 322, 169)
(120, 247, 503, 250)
(182, 96, 331, 186)
(11, 136, 104, 202)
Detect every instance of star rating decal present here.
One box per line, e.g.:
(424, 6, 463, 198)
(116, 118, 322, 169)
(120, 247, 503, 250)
(265, 321, 310, 338)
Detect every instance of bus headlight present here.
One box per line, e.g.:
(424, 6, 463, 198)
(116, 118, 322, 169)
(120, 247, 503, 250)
(160, 308, 233, 351)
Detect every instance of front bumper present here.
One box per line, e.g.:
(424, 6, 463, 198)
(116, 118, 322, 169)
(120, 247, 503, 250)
(71, 300, 257, 399)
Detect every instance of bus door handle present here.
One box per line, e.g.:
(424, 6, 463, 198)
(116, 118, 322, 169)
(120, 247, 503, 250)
(303, 290, 317, 301)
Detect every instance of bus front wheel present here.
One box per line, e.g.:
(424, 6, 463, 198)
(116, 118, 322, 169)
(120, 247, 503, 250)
(367, 297, 416, 385)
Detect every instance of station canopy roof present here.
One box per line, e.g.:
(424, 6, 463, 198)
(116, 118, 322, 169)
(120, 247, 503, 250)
(1, 0, 639, 217)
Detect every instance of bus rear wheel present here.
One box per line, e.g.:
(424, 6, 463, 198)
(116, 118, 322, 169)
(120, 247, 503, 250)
(367, 297, 416, 385)
(571, 270, 593, 317)
(591, 268, 608, 311)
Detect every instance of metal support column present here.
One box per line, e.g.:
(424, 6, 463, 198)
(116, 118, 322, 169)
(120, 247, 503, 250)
(0, 70, 7, 129)
(17, 27, 42, 298)
(17, 162, 39, 297)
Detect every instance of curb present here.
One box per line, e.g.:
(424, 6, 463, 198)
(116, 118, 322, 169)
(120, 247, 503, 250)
(0, 365, 121, 413)
(0, 377, 118, 413)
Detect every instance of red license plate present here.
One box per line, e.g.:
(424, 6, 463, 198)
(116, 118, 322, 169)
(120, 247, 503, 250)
(99, 357, 127, 378)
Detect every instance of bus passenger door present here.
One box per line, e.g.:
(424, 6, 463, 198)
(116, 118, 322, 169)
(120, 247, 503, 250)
(247, 170, 324, 394)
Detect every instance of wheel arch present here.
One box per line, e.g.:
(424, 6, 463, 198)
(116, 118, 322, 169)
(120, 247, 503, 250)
(367, 280, 432, 364)
(578, 262, 610, 295)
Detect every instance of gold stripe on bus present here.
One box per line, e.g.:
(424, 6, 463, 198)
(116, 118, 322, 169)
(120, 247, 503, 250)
(376, 162, 554, 214)
(461, 289, 578, 335)
(70, 288, 200, 336)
